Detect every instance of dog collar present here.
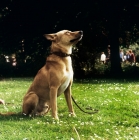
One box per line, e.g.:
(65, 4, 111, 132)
(49, 52, 72, 57)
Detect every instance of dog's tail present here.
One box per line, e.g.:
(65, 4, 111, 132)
(71, 95, 98, 114)
(0, 112, 19, 116)
(0, 100, 21, 116)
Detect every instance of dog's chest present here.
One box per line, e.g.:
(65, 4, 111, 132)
(58, 67, 73, 96)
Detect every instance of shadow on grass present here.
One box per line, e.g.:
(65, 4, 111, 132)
(74, 77, 139, 84)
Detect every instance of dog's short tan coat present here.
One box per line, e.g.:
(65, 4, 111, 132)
(22, 30, 83, 120)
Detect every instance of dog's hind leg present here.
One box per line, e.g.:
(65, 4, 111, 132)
(22, 92, 39, 116)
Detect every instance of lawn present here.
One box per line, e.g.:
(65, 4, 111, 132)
(0, 78, 139, 140)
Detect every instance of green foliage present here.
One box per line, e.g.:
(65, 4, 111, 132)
(94, 60, 111, 75)
(0, 1, 139, 78)
(121, 62, 139, 75)
(93, 60, 139, 77)
(0, 78, 139, 139)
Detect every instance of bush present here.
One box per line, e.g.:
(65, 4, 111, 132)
(121, 62, 139, 76)
(94, 60, 111, 75)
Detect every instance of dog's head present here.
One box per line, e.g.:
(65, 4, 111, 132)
(44, 30, 83, 46)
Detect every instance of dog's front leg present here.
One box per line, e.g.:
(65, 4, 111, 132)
(50, 87, 59, 120)
(64, 83, 76, 117)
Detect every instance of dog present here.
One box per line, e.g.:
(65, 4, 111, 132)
(22, 30, 83, 120)
(0, 99, 5, 105)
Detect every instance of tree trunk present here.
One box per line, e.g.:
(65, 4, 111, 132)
(108, 4, 123, 76)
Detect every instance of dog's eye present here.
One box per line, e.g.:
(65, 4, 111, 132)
(66, 31, 71, 35)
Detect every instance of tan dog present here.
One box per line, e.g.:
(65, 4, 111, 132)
(0, 99, 5, 105)
(22, 30, 83, 120)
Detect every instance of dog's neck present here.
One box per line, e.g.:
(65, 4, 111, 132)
(50, 52, 72, 57)
(50, 44, 72, 57)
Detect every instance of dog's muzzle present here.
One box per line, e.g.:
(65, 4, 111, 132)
(70, 30, 83, 42)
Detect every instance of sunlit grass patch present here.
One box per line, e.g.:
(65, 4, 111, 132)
(0, 78, 139, 139)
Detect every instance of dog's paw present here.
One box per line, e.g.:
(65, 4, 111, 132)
(52, 116, 59, 121)
(69, 112, 76, 117)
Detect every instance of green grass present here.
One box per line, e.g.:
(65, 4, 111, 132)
(0, 78, 139, 140)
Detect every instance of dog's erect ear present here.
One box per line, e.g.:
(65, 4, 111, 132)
(43, 34, 57, 41)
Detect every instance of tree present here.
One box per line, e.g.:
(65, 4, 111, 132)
(0, 0, 139, 77)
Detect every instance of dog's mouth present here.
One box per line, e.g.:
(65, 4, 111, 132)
(70, 35, 83, 42)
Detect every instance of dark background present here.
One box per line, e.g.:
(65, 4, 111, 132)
(0, 0, 139, 78)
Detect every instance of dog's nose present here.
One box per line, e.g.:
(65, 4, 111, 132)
(79, 30, 83, 35)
